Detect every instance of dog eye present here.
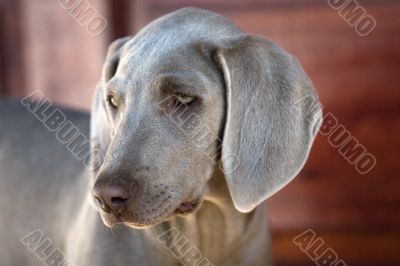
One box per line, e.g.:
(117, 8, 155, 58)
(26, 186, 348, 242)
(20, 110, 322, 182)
(107, 95, 118, 109)
(173, 93, 195, 105)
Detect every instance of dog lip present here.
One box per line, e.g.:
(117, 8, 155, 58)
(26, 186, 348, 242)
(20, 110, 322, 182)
(125, 222, 153, 229)
(175, 199, 200, 214)
(99, 197, 202, 227)
(100, 211, 123, 227)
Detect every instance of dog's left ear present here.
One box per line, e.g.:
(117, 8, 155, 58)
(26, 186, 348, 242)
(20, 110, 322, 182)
(213, 35, 323, 213)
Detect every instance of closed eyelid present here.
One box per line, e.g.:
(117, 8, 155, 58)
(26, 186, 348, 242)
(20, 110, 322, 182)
(156, 75, 202, 97)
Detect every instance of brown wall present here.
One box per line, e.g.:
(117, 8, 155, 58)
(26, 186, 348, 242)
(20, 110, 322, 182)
(0, 0, 108, 109)
(1, 0, 399, 265)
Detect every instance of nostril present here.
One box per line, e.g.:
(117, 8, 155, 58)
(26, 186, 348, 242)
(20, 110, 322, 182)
(93, 179, 133, 214)
(111, 197, 128, 205)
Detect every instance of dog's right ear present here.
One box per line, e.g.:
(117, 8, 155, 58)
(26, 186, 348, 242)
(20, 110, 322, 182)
(90, 37, 130, 172)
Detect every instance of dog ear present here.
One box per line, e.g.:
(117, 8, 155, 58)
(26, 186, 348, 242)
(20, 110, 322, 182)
(90, 37, 130, 172)
(214, 35, 323, 213)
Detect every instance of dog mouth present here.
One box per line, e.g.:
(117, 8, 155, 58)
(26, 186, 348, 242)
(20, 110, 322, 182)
(175, 198, 201, 215)
(97, 197, 202, 228)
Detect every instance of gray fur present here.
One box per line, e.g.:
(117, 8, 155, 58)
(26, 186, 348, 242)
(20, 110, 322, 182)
(0, 7, 321, 266)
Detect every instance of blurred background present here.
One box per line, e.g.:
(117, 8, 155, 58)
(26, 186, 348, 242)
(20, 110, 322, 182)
(0, 0, 399, 265)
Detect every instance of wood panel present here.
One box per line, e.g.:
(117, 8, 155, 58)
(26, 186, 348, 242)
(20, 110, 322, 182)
(273, 230, 400, 266)
(0, 0, 25, 96)
(20, 0, 109, 110)
(107, 0, 132, 40)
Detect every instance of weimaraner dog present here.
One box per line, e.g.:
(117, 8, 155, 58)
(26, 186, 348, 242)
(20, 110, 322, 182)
(0, 7, 322, 266)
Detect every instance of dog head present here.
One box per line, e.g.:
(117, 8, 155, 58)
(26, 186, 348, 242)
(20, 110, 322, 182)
(91, 8, 322, 228)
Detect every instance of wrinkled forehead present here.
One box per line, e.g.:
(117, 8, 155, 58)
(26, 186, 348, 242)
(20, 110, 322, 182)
(112, 37, 220, 97)
(122, 38, 199, 76)
(107, 9, 242, 97)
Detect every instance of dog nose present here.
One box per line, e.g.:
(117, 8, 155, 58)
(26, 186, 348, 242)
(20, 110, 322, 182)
(93, 181, 131, 214)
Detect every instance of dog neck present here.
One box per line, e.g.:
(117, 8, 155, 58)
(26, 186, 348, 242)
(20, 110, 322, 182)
(147, 170, 270, 264)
